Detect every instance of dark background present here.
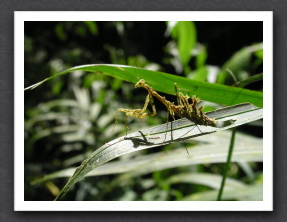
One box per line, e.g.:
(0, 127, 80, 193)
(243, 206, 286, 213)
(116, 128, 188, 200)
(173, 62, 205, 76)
(24, 20, 263, 202)
(0, 0, 285, 221)
(24, 21, 263, 108)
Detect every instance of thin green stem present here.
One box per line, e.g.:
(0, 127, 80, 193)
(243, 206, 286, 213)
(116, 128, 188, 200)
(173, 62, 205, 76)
(217, 127, 237, 201)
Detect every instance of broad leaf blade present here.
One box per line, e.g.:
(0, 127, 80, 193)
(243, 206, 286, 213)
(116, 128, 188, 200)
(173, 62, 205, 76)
(24, 64, 263, 107)
(32, 129, 262, 184)
(168, 173, 246, 190)
(184, 184, 263, 201)
(170, 21, 197, 66)
(54, 103, 262, 200)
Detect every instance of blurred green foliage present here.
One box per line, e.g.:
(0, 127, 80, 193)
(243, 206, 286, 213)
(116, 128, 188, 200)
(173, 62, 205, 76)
(25, 21, 263, 201)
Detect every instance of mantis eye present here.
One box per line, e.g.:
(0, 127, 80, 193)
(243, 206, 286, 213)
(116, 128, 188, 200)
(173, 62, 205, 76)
(135, 79, 146, 87)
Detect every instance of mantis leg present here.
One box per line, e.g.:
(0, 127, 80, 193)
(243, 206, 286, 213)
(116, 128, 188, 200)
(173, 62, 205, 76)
(117, 93, 156, 119)
(174, 83, 183, 106)
(112, 92, 157, 133)
(139, 92, 157, 117)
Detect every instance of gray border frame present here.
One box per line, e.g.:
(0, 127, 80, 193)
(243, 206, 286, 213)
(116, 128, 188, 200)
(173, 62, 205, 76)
(1, 0, 285, 221)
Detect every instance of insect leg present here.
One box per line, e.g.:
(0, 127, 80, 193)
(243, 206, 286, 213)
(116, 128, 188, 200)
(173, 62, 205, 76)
(111, 110, 120, 133)
(174, 83, 183, 106)
(139, 93, 151, 114)
(124, 115, 129, 136)
(195, 124, 203, 134)
(113, 90, 158, 134)
(183, 140, 190, 155)
(144, 92, 157, 117)
(136, 92, 157, 118)
(164, 111, 169, 141)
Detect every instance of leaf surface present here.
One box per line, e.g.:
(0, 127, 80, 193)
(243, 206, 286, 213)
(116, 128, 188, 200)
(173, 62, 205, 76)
(54, 103, 262, 200)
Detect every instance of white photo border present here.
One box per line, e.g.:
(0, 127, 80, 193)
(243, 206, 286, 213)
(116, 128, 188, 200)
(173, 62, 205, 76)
(15, 11, 273, 211)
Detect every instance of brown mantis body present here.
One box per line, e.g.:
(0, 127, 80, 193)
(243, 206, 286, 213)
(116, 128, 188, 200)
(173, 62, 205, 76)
(114, 79, 217, 131)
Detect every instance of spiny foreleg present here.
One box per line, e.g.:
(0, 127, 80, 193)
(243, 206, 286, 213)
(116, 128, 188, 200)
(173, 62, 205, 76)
(112, 92, 157, 133)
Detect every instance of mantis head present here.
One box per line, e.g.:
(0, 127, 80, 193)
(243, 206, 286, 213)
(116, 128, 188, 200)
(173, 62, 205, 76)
(135, 79, 146, 88)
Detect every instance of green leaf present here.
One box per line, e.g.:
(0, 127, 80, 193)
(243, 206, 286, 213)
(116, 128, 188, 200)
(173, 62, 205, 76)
(170, 21, 197, 66)
(83, 21, 98, 35)
(32, 129, 263, 184)
(55, 23, 67, 41)
(233, 73, 263, 88)
(216, 46, 253, 85)
(168, 173, 246, 190)
(195, 45, 208, 68)
(184, 184, 262, 201)
(24, 64, 263, 107)
(192, 66, 208, 81)
(54, 103, 262, 200)
(254, 49, 263, 60)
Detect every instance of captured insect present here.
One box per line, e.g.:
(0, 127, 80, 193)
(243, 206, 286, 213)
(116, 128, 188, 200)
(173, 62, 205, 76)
(113, 79, 217, 135)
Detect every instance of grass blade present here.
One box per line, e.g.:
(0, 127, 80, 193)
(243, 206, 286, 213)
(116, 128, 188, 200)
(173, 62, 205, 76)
(24, 64, 263, 107)
(54, 103, 262, 200)
(217, 127, 236, 201)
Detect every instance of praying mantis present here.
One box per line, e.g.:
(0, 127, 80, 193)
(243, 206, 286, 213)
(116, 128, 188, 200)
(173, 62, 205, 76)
(114, 79, 217, 133)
